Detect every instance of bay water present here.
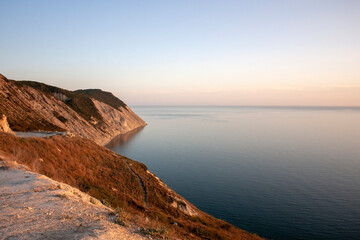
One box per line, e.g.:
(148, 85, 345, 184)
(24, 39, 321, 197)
(107, 106, 360, 240)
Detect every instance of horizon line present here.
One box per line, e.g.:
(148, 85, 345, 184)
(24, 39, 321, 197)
(129, 105, 360, 108)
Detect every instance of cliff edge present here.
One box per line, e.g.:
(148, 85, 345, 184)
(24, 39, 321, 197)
(0, 159, 149, 240)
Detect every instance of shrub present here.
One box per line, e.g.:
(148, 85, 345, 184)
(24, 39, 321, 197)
(140, 226, 168, 239)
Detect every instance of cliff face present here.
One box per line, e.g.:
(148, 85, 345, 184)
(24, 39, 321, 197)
(91, 99, 146, 145)
(0, 74, 146, 145)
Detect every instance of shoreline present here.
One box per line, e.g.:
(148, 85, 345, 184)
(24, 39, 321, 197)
(104, 125, 146, 148)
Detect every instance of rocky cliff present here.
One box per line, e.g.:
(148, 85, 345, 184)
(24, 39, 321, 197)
(0, 74, 146, 145)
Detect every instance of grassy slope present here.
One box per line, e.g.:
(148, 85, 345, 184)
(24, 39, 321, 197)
(18, 81, 104, 122)
(0, 77, 64, 132)
(75, 89, 127, 110)
(0, 133, 263, 240)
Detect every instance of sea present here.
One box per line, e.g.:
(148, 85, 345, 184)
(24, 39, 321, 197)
(107, 106, 360, 240)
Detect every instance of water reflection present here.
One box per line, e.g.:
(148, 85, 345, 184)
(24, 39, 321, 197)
(107, 106, 360, 240)
(105, 126, 145, 149)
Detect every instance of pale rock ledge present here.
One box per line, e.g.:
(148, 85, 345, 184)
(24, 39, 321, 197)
(0, 114, 15, 135)
(0, 159, 149, 240)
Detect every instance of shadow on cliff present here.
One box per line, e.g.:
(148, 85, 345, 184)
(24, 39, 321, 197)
(105, 126, 145, 149)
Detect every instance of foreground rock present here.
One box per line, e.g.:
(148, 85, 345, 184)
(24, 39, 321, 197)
(0, 114, 15, 135)
(0, 159, 149, 240)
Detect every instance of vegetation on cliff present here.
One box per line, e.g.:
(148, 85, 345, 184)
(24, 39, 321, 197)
(0, 74, 146, 145)
(75, 89, 127, 110)
(18, 80, 105, 123)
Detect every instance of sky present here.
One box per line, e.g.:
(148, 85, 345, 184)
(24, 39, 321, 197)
(1, 0, 360, 106)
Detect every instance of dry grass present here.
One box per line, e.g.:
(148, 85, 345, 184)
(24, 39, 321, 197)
(75, 89, 127, 110)
(18, 80, 104, 123)
(0, 133, 263, 240)
(114, 207, 130, 226)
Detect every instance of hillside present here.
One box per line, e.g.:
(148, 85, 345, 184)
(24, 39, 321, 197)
(0, 132, 263, 240)
(75, 89, 127, 110)
(0, 74, 146, 145)
(0, 159, 149, 240)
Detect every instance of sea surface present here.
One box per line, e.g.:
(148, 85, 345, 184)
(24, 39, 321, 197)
(107, 106, 360, 240)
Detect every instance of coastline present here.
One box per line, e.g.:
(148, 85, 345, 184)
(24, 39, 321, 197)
(104, 125, 146, 148)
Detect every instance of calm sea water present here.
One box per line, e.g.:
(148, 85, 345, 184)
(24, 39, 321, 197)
(107, 106, 360, 240)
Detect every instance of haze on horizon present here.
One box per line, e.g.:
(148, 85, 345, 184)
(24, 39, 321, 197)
(1, 0, 359, 106)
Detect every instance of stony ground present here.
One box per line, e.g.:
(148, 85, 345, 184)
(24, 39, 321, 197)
(0, 159, 149, 240)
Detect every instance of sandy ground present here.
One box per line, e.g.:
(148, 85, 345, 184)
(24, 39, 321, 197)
(0, 160, 149, 240)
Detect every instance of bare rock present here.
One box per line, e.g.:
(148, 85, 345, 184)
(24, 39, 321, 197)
(0, 114, 15, 135)
(0, 159, 149, 240)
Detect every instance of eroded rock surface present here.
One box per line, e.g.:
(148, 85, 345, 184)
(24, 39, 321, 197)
(0, 114, 15, 135)
(0, 74, 146, 145)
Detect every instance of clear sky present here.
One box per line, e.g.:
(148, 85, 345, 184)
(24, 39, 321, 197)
(1, 0, 360, 106)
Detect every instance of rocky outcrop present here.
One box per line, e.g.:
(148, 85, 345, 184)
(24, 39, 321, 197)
(0, 114, 15, 135)
(0, 74, 146, 145)
(92, 100, 146, 145)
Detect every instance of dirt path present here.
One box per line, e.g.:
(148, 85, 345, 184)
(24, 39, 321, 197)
(15, 131, 66, 138)
(126, 162, 150, 208)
